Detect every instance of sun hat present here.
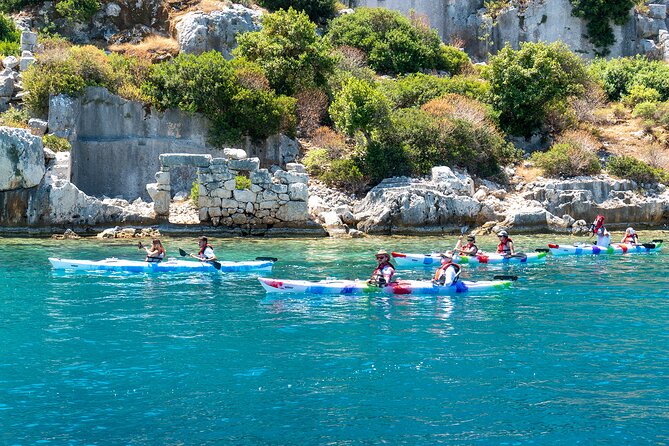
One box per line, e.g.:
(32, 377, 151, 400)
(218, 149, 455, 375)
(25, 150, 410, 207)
(440, 250, 453, 259)
(375, 250, 390, 259)
(497, 230, 508, 237)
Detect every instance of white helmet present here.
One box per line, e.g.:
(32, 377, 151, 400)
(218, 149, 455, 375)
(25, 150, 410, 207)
(497, 230, 509, 237)
(626, 227, 635, 235)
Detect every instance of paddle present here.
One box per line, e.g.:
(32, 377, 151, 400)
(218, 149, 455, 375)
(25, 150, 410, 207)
(137, 241, 143, 250)
(535, 248, 550, 253)
(454, 225, 470, 254)
(179, 248, 221, 270)
(256, 256, 278, 262)
(504, 252, 527, 260)
(493, 275, 518, 281)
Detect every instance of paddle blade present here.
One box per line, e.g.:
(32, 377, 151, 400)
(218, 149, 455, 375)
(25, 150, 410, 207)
(652, 239, 663, 243)
(179, 248, 188, 257)
(642, 243, 656, 249)
(211, 260, 221, 270)
(256, 257, 278, 262)
(494, 275, 518, 281)
(535, 248, 550, 253)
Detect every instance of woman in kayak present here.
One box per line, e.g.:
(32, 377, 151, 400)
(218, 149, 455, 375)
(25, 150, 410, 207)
(455, 234, 479, 256)
(193, 236, 217, 262)
(595, 226, 611, 247)
(621, 227, 639, 244)
(368, 250, 395, 287)
(432, 251, 461, 286)
(141, 239, 166, 263)
(497, 230, 515, 256)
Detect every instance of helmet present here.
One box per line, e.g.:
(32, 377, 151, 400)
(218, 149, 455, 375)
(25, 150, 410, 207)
(626, 227, 635, 235)
(440, 251, 453, 259)
(467, 235, 476, 241)
(497, 230, 509, 237)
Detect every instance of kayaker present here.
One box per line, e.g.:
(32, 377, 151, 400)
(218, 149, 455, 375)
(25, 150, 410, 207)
(589, 214, 605, 236)
(595, 227, 611, 247)
(432, 251, 461, 286)
(368, 250, 395, 287)
(141, 239, 166, 263)
(496, 230, 515, 256)
(621, 227, 639, 244)
(193, 236, 217, 262)
(456, 234, 479, 256)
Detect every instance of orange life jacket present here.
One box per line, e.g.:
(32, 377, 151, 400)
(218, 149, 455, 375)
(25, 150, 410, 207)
(497, 238, 513, 254)
(433, 261, 461, 284)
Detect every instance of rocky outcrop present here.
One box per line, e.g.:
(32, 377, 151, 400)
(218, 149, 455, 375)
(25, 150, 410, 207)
(356, 0, 669, 61)
(175, 5, 262, 58)
(0, 126, 45, 191)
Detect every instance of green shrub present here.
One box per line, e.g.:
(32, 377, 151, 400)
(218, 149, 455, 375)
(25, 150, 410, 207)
(321, 158, 364, 190)
(655, 102, 669, 129)
(379, 73, 489, 109)
(486, 42, 589, 136)
(190, 181, 199, 205)
(590, 56, 669, 102)
(329, 77, 390, 139)
(632, 101, 658, 120)
(257, 0, 337, 23)
(531, 142, 601, 177)
(0, 106, 30, 127)
(0, 0, 41, 12)
(569, 0, 634, 54)
(55, 0, 100, 22)
(437, 45, 471, 75)
(0, 40, 19, 56)
(623, 84, 660, 107)
(42, 134, 71, 151)
(607, 155, 668, 184)
(235, 175, 251, 190)
(234, 8, 336, 95)
(327, 7, 462, 75)
(22, 59, 86, 116)
(0, 12, 19, 42)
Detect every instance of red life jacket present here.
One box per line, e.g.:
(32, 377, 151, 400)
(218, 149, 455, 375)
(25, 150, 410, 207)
(462, 242, 478, 254)
(371, 261, 395, 285)
(591, 215, 605, 235)
(497, 237, 513, 254)
(622, 234, 638, 244)
(434, 261, 461, 284)
(199, 244, 214, 256)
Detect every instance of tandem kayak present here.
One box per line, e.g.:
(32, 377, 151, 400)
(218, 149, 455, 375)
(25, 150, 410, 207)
(49, 257, 274, 273)
(548, 240, 663, 256)
(391, 251, 547, 267)
(258, 277, 514, 295)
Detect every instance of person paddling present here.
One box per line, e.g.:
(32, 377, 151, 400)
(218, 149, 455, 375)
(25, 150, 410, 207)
(141, 239, 166, 263)
(496, 230, 515, 256)
(621, 227, 639, 244)
(432, 251, 461, 286)
(455, 234, 479, 256)
(192, 236, 217, 262)
(595, 227, 611, 247)
(368, 250, 395, 287)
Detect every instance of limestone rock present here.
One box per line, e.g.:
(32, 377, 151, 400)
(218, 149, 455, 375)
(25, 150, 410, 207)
(0, 126, 45, 191)
(276, 201, 308, 222)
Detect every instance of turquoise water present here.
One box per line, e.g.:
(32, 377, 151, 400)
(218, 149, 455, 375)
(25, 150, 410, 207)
(1, 233, 668, 444)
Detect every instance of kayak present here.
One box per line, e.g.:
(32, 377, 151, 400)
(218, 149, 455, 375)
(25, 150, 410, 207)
(49, 257, 274, 273)
(258, 277, 514, 295)
(391, 251, 547, 266)
(548, 240, 663, 256)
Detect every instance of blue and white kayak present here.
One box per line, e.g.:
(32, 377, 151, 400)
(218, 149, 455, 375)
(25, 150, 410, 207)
(259, 277, 514, 295)
(548, 240, 663, 256)
(49, 257, 274, 273)
(392, 251, 546, 266)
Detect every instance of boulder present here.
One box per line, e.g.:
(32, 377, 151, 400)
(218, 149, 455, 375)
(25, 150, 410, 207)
(28, 118, 48, 136)
(276, 201, 308, 222)
(0, 126, 45, 191)
(431, 166, 475, 196)
(2, 56, 18, 70)
(224, 148, 248, 159)
(0, 76, 13, 97)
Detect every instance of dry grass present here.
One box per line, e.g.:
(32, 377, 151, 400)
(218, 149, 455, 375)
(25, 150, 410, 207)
(109, 35, 180, 61)
(422, 93, 488, 126)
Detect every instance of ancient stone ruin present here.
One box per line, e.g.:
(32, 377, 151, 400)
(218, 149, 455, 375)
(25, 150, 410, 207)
(148, 153, 309, 227)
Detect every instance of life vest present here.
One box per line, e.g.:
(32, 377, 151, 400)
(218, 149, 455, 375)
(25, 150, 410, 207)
(622, 234, 638, 244)
(146, 246, 165, 263)
(199, 243, 214, 257)
(497, 237, 513, 255)
(590, 215, 605, 235)
(371, 261, 395, 286)
(433, 261, 461, 285)
(462, 242, 478, 255)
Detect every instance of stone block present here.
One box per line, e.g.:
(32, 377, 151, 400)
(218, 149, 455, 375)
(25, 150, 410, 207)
(28, 118, 47, 136)
(220, 198, 238, 208)
(209, 206, 222, 217)
(0, 126, 45, 190)
(278, 193, 289, 201)
(648, 3, 667, 19)
(262, 190, 278, 200)
(276, 201, 308, 222)
(232, 213, 248, 224)
(233, 189, 256, 202)
(251, 168, 272, 185)
(224, 147, 248, 159)
(288, 182, 308, 202)
(245, 202, 254, 213)
(224, 179, 236, 190)
(2, 56, 18, 70)
(19, 56, 35, 71)
(199, 208, 209, 222)
(286, 163, 306, 173)
(250, 184, 262, 193)
(20, 31, 37, 49)
(274, 170, 308, 184)
(155, 171, 170, 185)
(153, 189, 170, 215)
(270, 183, 288, 194)
(260, 200, 276, 209)
(0, 76, 13, 97)
(228, 157, 259, 171)
(198, 196, 221, 208)
(211, 188, 232, 199)
(160, 153, 212, 168)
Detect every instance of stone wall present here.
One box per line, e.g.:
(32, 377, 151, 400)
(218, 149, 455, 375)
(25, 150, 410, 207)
(148, 154, 309, 227)
(49, 87, 300, 201)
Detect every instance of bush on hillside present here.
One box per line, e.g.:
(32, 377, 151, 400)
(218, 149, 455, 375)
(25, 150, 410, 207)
(0, 12, 19, 41)
(0, 0, 40, 12)
(655, 102, 669, 129)
(56, 0, 100, 22)
(295, 88, 329, 137)
(303, 127, 365, 191)
(327, 7, 469, 75)
(42, 134, 71, 151)
(0, 106, 29, 127)
(234, 8, 336, 95)
(607, 155, 668, 184)
(256, 0, 337, 24)
(623, 84, 661, 107)
(589, 56, 669, 102)
(569, 0, 634, 54)
(329, 77, 390, 139)
(379, 73, 489, 109)
(632, 102, 658, 120)
(486, 42, 589, 136)
(531, 131, 601, 177)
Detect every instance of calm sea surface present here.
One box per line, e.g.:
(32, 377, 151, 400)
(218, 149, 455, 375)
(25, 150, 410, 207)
(1, 233, 668, 445)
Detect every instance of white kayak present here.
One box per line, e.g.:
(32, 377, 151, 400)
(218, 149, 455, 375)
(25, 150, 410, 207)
(392, 251, 547, 266)
(49, 257, 274, 273)
(548, 240, 663, 256)
(258, 277, 514, 295)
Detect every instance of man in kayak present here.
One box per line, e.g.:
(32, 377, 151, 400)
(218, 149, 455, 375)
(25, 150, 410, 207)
(497, 230, 515, 256)
(140, 239, 166, 262)
(455, 234, 479, 256)
(432, 251, 461, 286)
(369, 250, 395, 287)
(621, 227, 639, 244)
(595, 227, 611, 247)
(192, 236, 217, 262)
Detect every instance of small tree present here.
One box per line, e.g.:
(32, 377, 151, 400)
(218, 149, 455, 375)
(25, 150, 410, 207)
(486, 42, 589, 136)
(328, 77, 390, 141)
(256, 0, 337, 24)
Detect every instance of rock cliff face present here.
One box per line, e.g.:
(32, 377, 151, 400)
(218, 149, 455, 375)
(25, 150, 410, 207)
(355, 0, 669, 61)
